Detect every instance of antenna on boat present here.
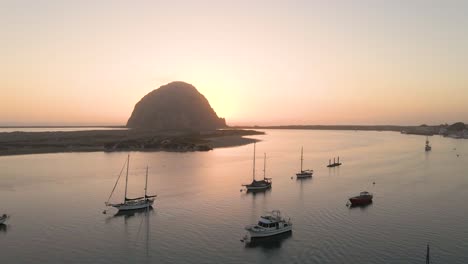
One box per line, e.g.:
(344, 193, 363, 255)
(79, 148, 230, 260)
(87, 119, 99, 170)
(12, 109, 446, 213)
(333, 157, 336, 164)
(338, 156, 340, 163)
(263, 153, 266, 180)
(124, 154, 130, 202)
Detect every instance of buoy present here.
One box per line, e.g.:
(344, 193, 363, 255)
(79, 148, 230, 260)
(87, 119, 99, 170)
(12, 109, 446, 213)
(240, 189, 243, 192)
(373, 182, 375, 185)
(102, 210, 107, 214)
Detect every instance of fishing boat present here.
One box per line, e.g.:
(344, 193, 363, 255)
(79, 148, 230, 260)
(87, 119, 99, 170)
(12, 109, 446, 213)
(349, 191, 373, 206)
(425, 136, 432, 151)
(242, 143, 271, 191)
(105, 155, 157, 211)
(296, 147, 313, 178)
(327, 157, 342, 167)
(244, 210, 292, 239)
(0, 214, 8, 224)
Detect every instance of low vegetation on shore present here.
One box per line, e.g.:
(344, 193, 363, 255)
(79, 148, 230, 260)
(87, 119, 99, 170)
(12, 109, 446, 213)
(0, 129, 264, 156)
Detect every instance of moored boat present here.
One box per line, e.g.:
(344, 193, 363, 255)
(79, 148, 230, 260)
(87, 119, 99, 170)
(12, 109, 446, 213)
(296, 147, 313, 178)
(245, 210, 292, 239)
(349, 191, 373, 206)
(425, 136, 432, 151)
(242, 143, 272, 191)
(105, 155, 157, 212)
(327, 156, 342, 167)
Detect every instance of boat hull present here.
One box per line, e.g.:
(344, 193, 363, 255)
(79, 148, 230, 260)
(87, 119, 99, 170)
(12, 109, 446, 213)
(349, 197, 373, 206)
(296, 172, 312, 178)
(247, 226, 292, 238)
(246, 184, 271, 191)
(112, 199, 154, 211)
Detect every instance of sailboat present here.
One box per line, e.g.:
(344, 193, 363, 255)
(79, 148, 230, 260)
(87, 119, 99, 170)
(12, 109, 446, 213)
(296, 147, 313, 178)
(425, 136, 432, 151)
(242, 143, 272, 191)
(105, 155, 157, 211)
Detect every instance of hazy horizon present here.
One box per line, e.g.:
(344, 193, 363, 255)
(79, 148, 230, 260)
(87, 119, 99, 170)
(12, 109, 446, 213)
(2, 1, 468, 126)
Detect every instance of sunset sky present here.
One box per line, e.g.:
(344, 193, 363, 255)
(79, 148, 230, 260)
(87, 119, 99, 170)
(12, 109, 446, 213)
(1, 0, 467, 126)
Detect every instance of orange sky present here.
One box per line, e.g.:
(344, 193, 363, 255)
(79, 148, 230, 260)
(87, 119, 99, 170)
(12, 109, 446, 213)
(1, 1, 467, 126)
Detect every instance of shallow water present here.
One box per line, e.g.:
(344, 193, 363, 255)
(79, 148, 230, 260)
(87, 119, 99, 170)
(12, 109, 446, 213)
(0, 130, 467, 263)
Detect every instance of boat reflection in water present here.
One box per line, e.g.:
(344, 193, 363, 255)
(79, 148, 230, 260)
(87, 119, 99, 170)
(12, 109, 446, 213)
(348, 200, 373, 209)
(245, 231, 292, 249)
(0, 224, 7, 233)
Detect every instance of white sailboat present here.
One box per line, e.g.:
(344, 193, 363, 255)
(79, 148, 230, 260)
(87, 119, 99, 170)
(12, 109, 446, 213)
(242, 143, 271, 191)
(296, 147, 313, 178)
(105, 155, 157, 211)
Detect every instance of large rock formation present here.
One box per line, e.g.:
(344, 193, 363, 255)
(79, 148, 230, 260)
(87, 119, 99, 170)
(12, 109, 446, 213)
(127, 81, 226, 130)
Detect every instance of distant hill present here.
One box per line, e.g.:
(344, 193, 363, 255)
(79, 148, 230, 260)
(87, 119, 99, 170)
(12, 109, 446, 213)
(127, 81, 226, 130)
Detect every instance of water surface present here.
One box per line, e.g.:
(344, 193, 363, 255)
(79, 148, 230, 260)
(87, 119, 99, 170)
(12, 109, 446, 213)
(0, 130, 467, 263)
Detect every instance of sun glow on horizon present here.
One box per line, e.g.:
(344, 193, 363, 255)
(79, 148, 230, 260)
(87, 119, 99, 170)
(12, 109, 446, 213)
(1, 1, 468, 126)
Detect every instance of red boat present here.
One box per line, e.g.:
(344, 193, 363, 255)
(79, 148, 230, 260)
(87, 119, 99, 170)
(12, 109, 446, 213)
(349, 191, 373, 206)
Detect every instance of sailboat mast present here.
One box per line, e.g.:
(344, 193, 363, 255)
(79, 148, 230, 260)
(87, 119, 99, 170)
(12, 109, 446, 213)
(124, 154, 129, 201)
(252, 143, 256, 181)
(145, 166, 148, 198)
(300, 147, 304, 171)
(263, 153, 266, 179)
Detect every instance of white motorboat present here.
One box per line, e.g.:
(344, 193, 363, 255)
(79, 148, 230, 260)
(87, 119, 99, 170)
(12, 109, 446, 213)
(0, 214, 8, 224)
(296, 147, 313, 178)
(245, 210, 292, 239)
(105, 155, 157, 211)
(242, 143, 272, 191)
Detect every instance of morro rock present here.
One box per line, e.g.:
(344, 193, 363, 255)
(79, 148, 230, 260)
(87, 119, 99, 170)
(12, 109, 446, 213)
(127, 81, 226, 130)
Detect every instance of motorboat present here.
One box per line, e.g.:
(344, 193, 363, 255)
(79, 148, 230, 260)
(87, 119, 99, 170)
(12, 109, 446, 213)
(245, 210, 292, 239)
(296, 147, 313, 178)
(349, 191, 373, 206)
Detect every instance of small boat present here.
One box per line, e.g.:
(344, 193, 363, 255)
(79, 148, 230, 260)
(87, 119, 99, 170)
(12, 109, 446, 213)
(349, 191, 373, 206)
(425, 136, 432, 151)
(0, 214, 8, 224)
(105, 155, 157, 211)
(327, 157, 342, 167)
(296, 147, 313, 178)
(242, 143, 272, 191)
(245, 210, 292, 239)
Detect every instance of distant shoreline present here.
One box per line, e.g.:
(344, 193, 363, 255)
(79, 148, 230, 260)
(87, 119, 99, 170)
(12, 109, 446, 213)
(233, 125, 439, 135)
(0, 129, 263, 157)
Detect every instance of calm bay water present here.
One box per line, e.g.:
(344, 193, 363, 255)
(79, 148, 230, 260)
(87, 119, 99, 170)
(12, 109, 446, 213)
(0, 130, 467, 263)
